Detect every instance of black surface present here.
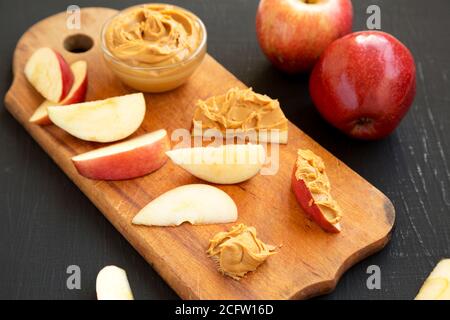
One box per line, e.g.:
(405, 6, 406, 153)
(0, 0, 449, 300)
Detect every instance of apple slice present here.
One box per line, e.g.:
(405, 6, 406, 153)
(132, 184, 238, 227)
(29, 60, 88, 125)
(29, 100, 54, 126)
(166, 144, 266, 184)
(96, 266, 134, 300)
(291, 149, 342, 233)
(415, 259, 450, 300)
(72, 129, 170, 180)
(48, 93, 146, 143)
(24, 47, 74, 103)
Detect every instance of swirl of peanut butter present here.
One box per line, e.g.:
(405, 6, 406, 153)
(105, 4, 204, 67)
(195, 87, 288, 131)
(207, 224, 276, 280)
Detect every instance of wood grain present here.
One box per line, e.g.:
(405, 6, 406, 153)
(3, 7, 395, 300)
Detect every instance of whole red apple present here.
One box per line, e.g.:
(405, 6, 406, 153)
(256, 0, 353, 73)
(309, 31, 416, 140)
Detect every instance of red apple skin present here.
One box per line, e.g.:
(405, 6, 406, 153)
(33, 78, 88, 126)
(310, 31, 416, 140)
(29, 101, 53, 126)
(37, 119, 51, 126)
(256, 0, 353, 73)
(54, 50, 74, 102)
(35, 76, 87, 125)
(29, 62, 88, 126)
(62, 72, 88, 105)
(37, 119, 52, 126)
(25, 48, 74, 103)
(291, 166, 341, 233)
(73, 135, 170, 181)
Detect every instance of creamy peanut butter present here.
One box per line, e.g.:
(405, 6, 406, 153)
(105, 4, 204, 67)
(192, 88, 288, 143)
(295, 150, 342, 224)
(207, 224, 276, 280)
(101, 4, 207, 92)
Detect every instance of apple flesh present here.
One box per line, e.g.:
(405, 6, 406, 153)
(256, 0, 353, 73)
(72, 129, 170, 181)
(29, 100, 55, 126)
(58, 61, 88, 105)
(24, 47, 74, 102)
(132, 184, 238, 227)
(29, 60, 88, 125)
(415, 259, 450, 300)
(166, 144, 266, 184)
(96, 266, 134, 300)
(48, 93, 146, 143)
(310, 31, 416, 139)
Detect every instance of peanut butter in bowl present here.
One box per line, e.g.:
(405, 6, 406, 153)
(101, 3, 207, 93)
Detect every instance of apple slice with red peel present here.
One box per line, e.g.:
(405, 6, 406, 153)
(60, 61, 88, 105)
(166, 144, 266, 184)
(291, 149, 342, 233)
(72, 129, 170, 181)
(96, 266, 134, 300)
(24, 47, 74, 103)
(29, 60, 88, 125)
(29, 100, 54, 126)
(291, 172, 342, 233)
(48, 93, 146, 143)
(132, 184, 238, 227)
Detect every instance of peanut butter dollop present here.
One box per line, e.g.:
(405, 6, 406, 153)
(207, 224, 276, 280)
(295, 150, 342, 224)
(193, 88, 288, 143)
(105, 4, 204, 67)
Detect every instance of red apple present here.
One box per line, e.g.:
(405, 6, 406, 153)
(256, 0, 353, 73)
(24, 48, 74, 102)
(310, 31, 416, 139)
(29, 60, 88, 125)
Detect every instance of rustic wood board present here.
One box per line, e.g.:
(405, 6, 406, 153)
(4, 8, 395, 300)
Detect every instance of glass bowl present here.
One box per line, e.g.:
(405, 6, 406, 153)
(100, 4, 207, 93)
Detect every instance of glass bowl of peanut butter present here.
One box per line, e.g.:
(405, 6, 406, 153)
(101, 4, 207, 93)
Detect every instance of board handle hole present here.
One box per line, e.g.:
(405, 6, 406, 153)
(64, 34, 94, 53)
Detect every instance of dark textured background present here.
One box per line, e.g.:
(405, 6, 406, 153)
(0, 0, 449, 300)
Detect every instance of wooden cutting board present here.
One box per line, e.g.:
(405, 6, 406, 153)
(4, 8, 395, 300)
